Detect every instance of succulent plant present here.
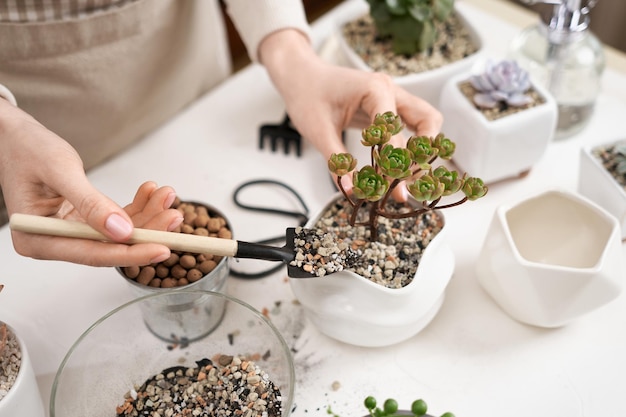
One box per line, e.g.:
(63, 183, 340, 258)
(363, 395, 456, 417)
(366, 0, 455, 55)
(469, 59, 533, 109)
(328, 111, 488, 240)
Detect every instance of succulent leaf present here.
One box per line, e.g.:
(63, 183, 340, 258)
(375, 144, 413, 179)
(407, 173, 445, 202)
(407, 135, 438, 166)
(433, 166, 464, 195)
(328, 153, 358, 177)
(432, 133, 455, 159)
(362, 124, 392, 146)
(461, 177, 489, 200)
(352, 166, 389, 202)
(373, 111, 404, 135)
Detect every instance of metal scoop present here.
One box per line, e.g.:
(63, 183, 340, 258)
(8, 213, 347, 278)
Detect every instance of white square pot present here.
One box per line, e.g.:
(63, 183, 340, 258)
(439, 71, 557, 184)
(578, 140, 626, 240)
(334, 1, 484, 108)
(476, 189, 624, 328)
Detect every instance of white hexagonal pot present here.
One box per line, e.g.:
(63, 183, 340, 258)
(439, 69, 557, 184)
(476, 189, 623, 328)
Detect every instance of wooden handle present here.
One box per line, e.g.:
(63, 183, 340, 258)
(9, 213, 238, 257)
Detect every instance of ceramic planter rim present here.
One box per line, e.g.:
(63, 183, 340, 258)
(495, 188, 620, 272)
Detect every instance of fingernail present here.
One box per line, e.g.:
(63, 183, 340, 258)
(164, 192, 176, 209)
(167, 216, 184, 231)
(150, 250, 171, 264)
(105, 213, 133, 239)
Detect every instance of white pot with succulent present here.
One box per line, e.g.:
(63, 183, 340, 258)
(332, 0, 484, 107)
(289, 112, 488, 347)
(0, 287, 46, 417)
(439, 59, 558, 184)
(578, 139, 626, 240)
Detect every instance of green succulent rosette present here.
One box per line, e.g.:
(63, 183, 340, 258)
(432, 166, 464, 195)
(432, 133, 456, 160)
(374, 144, 413, 179)
(352, 166, 389, 202)
(373, 111, 404, 135)
(361, 124, 392, 147)
(407, 173, 445, 202)
(407, 135, 438, 167)
(328, 153, 357, 177)
(462, 177, 489, 200)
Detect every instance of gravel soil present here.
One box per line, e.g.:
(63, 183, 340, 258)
(292, 198, 443, 289)
(0, 323, 20, 401)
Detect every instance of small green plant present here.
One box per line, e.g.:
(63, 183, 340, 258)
(364, 395, 456, 417)
(328, 111, 488, 241)
(366, 0, 455, 55)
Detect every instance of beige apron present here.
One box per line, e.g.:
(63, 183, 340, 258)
(0, 0, 232, 224)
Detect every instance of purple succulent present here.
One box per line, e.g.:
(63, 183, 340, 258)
(469, 60, 533, 109)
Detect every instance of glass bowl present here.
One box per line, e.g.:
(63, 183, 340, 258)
(50, 291, 295, 417)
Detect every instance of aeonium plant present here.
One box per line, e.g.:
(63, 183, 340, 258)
(328, 111, 488, 241)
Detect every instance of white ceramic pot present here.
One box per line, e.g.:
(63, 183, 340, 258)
(334, 2, 484, 108)
(289, 194, 454, 347)
(0, 324, 45, 417)
(476, 189, 624, 328)
(439, 69, 557, 184)
(578, 140, 626, 240)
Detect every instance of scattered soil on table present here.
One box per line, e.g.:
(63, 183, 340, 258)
(341, 12, 478, 76)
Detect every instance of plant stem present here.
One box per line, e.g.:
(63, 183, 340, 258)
(434, 196, 468, 209)
(349, 199, 365, 226)
(380, 178, 401, 209)
(369, 202, 380, 241)
(337, 176, 356, 207)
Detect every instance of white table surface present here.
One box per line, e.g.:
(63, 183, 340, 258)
(1, 1, 626, 416)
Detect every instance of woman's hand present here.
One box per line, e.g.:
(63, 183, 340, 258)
(259, 29, 443, 202)
(0, 100, 182, 266)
